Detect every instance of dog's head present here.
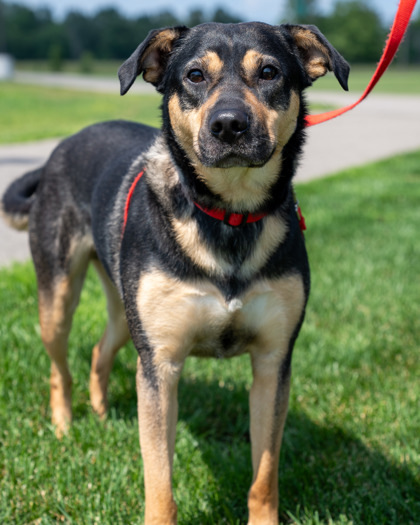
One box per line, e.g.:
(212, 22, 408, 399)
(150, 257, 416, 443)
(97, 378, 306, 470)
(119, 23, 349, 210)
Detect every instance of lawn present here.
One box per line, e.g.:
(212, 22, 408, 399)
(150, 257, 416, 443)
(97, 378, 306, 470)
(16, 60, 123, 77)
(311, 65, 420, 94)
(0, 151, 419, 524)
(0, 83, 162, 143)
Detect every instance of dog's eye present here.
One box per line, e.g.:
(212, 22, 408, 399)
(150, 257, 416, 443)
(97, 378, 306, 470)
(260, 66, 277, 81)
(187, 69, 205, 83)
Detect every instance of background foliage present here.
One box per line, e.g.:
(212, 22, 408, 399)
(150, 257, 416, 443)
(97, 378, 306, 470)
(0, 0, 419, 64)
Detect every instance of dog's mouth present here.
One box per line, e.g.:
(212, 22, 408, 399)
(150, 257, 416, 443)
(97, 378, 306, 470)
(197, 137, 276, 170)
(211, 152, 274, 169)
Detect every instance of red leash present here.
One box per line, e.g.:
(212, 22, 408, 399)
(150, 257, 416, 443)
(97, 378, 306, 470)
(305, 0, 418, 127)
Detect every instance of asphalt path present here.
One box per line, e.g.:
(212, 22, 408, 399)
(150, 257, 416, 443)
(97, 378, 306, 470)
(1, 72, 420, 266)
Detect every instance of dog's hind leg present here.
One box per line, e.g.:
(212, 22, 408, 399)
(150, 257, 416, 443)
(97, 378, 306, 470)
(30, 197, 93, 436)
(37, 256, 90, 437)
(89, 260, 130, 417)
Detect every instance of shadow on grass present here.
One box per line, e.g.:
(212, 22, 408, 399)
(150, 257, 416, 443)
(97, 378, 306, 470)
(105, 368, 419, 525)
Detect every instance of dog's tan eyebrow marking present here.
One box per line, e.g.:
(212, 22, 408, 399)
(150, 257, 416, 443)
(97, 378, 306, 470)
(241, 49, 265, 77)
(200, 51, 224, 77)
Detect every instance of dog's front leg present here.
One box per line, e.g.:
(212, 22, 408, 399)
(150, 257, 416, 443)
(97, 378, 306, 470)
(247, 349, 291, 525)
(136, 354, 182, 525)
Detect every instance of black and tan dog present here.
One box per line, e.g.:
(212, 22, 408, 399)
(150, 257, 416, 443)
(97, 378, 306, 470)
(2, 22, 349, 524)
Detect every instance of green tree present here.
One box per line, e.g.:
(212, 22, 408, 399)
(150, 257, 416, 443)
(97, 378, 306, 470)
(187, 9, 205, 27)
(212, 7, 241, 24)
(64, 11, 98, 59)
(3, 3, 66, 59)
(283, 0, 321, 23)
(148, 10, 180, 28)
(48, 42, 63, 71)
(0, 1, 6, 52)
(317, 1, 386, 63)
(93, 8, 136, 59)
(396, 13, 420, 64)
(79, 50, 94, 73)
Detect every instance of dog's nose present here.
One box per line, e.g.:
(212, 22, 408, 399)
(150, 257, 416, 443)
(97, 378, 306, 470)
(209, 109, 249, 143)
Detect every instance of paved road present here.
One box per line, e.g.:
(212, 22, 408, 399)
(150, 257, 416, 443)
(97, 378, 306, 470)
(1, 74, 420, 266)
(14, 70, 156, 94)
(298, 91, 420, 181)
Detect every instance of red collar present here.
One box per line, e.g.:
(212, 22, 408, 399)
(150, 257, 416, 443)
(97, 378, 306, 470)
(122, 170, 306, 233)
(193, 201, 267, 227)
(194, 189, 306, 232)
(122, 170, 267, 231)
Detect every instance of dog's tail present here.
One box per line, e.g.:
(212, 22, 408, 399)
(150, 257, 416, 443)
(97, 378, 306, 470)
(0, 168, 41, 231)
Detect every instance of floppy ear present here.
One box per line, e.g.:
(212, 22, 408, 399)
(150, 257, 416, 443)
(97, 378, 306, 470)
(118, 26, 189, 95)
(283, 24, 350, 90)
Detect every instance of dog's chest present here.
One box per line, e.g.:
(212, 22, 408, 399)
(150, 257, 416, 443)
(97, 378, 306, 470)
(137, 269, 305, 360)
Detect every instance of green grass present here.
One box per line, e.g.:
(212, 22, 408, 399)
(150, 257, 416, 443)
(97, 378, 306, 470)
(1, 152, 419, 524)
(312, 65, 420, 94)
(0, 83, 162, 143)
(17, 59, 123, 77)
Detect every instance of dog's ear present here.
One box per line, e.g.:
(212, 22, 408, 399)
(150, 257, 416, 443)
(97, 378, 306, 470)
(118, 26, 189, 95)
(283, 24, 350, 90)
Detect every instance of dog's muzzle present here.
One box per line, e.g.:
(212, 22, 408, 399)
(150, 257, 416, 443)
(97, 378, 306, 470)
(198, 104, 274, 169)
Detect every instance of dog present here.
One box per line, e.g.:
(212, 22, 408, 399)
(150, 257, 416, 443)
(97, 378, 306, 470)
(1, 22, 349, 524)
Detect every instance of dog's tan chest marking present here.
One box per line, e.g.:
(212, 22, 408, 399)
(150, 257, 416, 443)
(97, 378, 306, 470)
(171, 215, 232, 276)
(137, 269, 305, 364)
(171, 213, 288, 278)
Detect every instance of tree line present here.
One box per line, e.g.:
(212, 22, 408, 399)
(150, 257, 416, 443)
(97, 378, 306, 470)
(284, 0, 420, 64)
(0, 3, 241, 61)
(0, 0, 419, 64)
